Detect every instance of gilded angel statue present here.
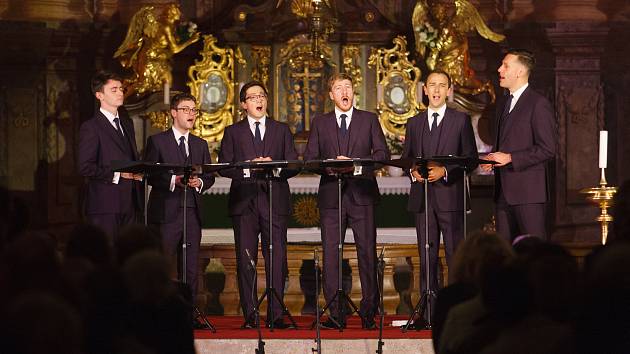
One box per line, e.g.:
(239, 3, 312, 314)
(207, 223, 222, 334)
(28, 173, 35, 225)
(114, 4, 200, 99)
(412, 0, 504, 102)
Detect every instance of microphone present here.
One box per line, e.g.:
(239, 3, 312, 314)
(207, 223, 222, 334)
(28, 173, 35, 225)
(245, 249, 256, 270)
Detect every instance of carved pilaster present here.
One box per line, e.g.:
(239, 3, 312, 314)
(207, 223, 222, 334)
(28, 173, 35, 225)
(547, 24, 609, 242)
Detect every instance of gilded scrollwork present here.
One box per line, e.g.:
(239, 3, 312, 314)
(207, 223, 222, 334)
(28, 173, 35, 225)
(368, 36, 423, 137)
(251, 45, 272, 91)
(187, 34, 246, 142)
(342, 45, 362, 109)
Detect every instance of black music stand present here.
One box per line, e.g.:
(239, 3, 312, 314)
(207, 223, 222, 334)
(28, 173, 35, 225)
(116, 161, 233, 332)
(235, 160, 303, 331)
(305, 158, 377, 331)
(113, 160, 186, 225)
(382, 156, 495, 331)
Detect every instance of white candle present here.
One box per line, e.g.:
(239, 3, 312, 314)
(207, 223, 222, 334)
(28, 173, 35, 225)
(376, 83, 383, 103)
(599, 130, 608, 169)
(164, 82, 170, 105)
(448, 88, 454, 103)
(416, 81, 424, 105)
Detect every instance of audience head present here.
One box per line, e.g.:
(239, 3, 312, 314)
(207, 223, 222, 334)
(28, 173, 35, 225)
(449, 230, 514, 287)
(65, 223, 112, 267)
(115, 224, 162, 267)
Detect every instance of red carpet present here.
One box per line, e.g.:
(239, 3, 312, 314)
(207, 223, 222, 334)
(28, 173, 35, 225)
(194, 315, 432, 340)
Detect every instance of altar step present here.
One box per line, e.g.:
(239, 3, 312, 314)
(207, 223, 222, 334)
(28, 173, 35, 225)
(193, 315, 434, 354)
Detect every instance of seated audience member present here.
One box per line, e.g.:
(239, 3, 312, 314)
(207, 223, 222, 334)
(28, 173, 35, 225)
(433, 230, 514, 352)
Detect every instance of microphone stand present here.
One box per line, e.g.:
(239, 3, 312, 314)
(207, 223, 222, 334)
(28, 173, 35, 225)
(181, 164, 216, 332)
(312, 248, 322, 354)
(376, 247, 385, 354)
(246, 249, 265, 354)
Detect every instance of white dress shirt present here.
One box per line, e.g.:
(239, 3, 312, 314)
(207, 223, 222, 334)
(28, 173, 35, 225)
(100, 107, 122, 184)
(508, 82, 529, 113)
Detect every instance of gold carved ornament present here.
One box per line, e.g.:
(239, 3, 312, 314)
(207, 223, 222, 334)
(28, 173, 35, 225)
(368, 36, 423, 138)
(342, 45, 363, 109)
(251, 46, 272, 91)
(114, 4, 200, 100)
(412, 0, 504, 108)
(274, 34, 336, 139)
(187, 34, 246, 142)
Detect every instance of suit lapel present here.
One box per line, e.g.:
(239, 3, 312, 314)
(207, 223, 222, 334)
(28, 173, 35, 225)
(262, 118, 277, 157)
(96, 112, 126, 153)
(238, 119, 257, 158)
(436, 108, 455, 154)
(347, 110, 363, 156)
(324, 112, 339, 157)
(122, 118, 140, 159)
(418, 111, 428, 157)
(166, 129, 186, 164)
(499, 87, 529, 146)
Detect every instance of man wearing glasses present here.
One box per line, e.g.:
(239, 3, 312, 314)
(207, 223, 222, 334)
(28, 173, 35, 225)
(144, 92, 215, 303)
(219, 81, 298, 329)
(78, 71, 143, 239)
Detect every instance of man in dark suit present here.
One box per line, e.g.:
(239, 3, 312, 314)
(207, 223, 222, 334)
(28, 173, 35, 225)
(144, 93, 215, 300)
(401, 70, 478, 323)
(481, 49, 556, 241)
(304, 73, 390, 329)
(219, 81, 298, 329)
(78, 71, 143, 239)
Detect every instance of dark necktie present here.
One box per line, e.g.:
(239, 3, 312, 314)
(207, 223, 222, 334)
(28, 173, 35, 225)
(340, 114, 348, 135)
(113, 117, 125, 140)
(501, 94, 514, 121)
(254, 121, 262, 145)
(179, 136, 188, 160)
(430, 112, 439, 133)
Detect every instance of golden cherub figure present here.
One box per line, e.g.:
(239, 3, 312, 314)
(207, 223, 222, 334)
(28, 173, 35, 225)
(412, 0, 505, 102)
(114, 4, 200, 99)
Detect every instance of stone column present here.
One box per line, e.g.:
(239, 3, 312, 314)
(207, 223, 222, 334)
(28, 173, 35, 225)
(547, 23, 609, 242)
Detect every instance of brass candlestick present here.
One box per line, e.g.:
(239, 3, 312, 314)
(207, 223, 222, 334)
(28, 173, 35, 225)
(580, 168, 618, 244)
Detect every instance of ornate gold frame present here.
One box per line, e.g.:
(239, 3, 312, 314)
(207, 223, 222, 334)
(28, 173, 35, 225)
(368, 36, 424, 137)
(274, 34, 336, 140)
(187, 34, 245, 142)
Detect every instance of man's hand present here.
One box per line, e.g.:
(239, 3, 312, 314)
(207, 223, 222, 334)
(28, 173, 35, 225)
(427, 164, 446, 182)
(411, 169, 424, 182)
(253, 156, 272, 162)
(174, 175, 185, 188)
(121, 172, 143, 181)
(486, 152, 512, 167)
(187, 176, 202, 189)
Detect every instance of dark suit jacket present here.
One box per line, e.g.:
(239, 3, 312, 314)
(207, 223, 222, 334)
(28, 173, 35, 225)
(78, 109, 142, 215)
(218, 118, 298, 216)
(303, 109, 390, 209)
(493, 86, 556, 205)
(402, 108, 478, 212)
(144, 129, 214, 224)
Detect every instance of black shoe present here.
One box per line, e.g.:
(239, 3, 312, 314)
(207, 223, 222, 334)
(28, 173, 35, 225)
(320, 318, 345, 330)
(361, 317, 376, 330)
(267, 319, 293, 329)
(241, 320, 257, 329)
(405, 318, 428, 330)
